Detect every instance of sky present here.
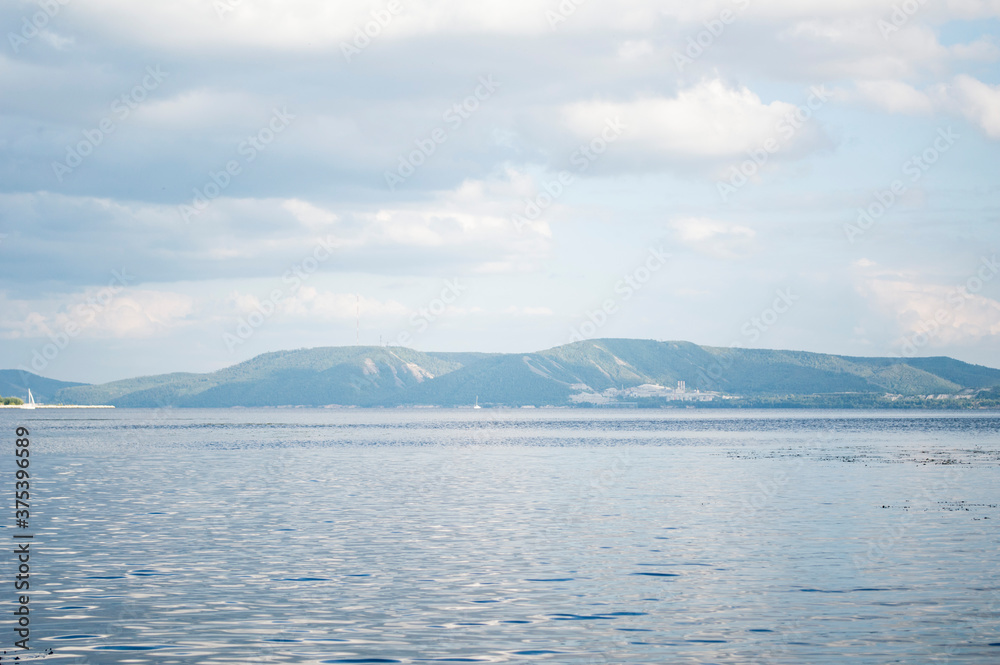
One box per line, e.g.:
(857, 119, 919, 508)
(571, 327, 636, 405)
(1, 0, 999, 384)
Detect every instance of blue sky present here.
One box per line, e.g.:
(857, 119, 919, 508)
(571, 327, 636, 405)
(1, 0, 999, 383)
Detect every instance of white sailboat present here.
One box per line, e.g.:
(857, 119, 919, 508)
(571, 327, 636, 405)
(473, 396, 481, 409)
(21, 390, 36, 410)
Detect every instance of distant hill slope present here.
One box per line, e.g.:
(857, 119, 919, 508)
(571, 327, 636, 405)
(55, 347, 461, 407)
(417, 340, 987, 403)
(38, 339, 1000, 408)
(405, 354, 576, 407)
(0, 370, 86, 404)
(695, 346, 964, 395)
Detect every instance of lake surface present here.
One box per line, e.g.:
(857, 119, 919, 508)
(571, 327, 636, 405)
(2, 409, 999, 664)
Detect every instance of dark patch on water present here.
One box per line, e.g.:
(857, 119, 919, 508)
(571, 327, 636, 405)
(277, 577, 331, 581)
(93, 645, 170, 651)
(51, 635, 101, 640)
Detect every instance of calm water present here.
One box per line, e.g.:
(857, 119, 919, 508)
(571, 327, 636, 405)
(2, 409, 999, 664)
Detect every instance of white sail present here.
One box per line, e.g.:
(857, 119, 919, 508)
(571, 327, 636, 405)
(22, 389, 36, 409)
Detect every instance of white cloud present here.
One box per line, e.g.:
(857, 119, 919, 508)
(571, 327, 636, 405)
(561, 79, 822, 169)
(55, 0, 1000, 53)
(617, 39, 656, 62)
(846, 74, 1000, 138)
(62, 0, 660, 50)
(503, 306, 554, 316)
(282, 199, 340, 230)
(0, 172, 551, 285)
(776, 20, 948, 79)
(0, 289, 195, 340)
(855, 262, 1000, 348)
(671, 217, 756, 259)
(852, 80, 936, 114)
(39, 30, 74, 51)
(736, 0, 1000, 22)
(272, 288, 409, 320)
(138, 89, 262, 129)
(342, 171, 551, 265)
(4, 0, 1000, 378)
(950, 36, 1000, 61)
(949, 74, 1000, 138)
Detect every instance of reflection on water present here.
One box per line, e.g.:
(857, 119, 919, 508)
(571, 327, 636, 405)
(2, 409, 998, 663)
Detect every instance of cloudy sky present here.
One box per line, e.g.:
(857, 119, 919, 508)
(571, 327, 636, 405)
(1, 0, 999, 383)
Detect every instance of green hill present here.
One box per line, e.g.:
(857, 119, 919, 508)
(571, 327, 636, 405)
(55, 347, 461, 407)
(40, 339, 1000, 408)
(0, 370, 86, 404)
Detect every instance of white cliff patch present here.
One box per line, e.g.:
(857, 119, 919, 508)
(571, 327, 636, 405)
(406, 363, 434, 382)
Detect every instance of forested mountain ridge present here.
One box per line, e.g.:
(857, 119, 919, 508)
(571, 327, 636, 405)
(39, 340, 1000, 408)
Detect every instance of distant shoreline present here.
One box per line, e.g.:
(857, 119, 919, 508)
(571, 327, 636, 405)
(13, 404, 993, 411)
(10, 339, 1000, 410)
(0, 404, 115, 409)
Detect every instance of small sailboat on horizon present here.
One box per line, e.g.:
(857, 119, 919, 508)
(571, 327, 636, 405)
(22, 389, 36, 410)
(473, 396, 481, 409)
